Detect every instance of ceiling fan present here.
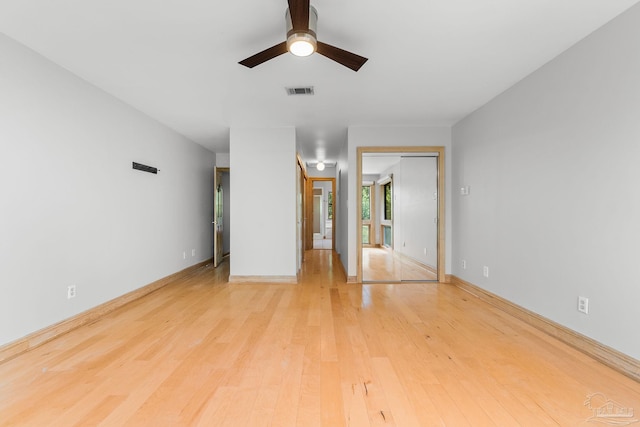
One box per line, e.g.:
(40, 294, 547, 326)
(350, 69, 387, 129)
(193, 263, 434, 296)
(239, 0, 368, 72)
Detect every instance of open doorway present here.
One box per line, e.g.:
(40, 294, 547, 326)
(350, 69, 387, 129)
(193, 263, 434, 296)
(306, 177, 336, 251)
(356, 147, 445, 283)
(213, 167, 230, 267)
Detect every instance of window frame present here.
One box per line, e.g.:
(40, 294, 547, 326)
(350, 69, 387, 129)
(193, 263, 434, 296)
(361, 183, 374, 246)
(383, 181, 392, 221)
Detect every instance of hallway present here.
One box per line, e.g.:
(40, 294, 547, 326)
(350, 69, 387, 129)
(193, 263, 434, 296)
(1, 250, 639, 425)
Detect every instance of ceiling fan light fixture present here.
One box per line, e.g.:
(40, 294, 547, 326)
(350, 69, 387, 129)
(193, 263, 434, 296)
(239, 3, 367, 71)
(287, 33, 317, 57)
(285, 5, 318, 57)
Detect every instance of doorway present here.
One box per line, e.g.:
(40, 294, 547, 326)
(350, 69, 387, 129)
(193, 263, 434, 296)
(213, 167, 230, 268)
(356, 147, 445, 283)
(306, 177, 336, 251)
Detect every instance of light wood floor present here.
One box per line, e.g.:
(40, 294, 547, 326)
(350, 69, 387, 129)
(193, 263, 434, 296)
(1, 250, 639, 426)
(363, 247, 437, 282)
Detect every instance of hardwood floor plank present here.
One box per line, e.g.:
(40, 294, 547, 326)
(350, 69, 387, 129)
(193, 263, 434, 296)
(341, 382, 370, 427)
(193, 385, 235, 427)
(423, 383, 474, 426)
(320, 289, 339, 363)
(320, 361, 346, 427)
(296, 327, 321, 427)
(270, 345, 305, 427)
(245, 386, 279, 427)
(175, 369, 228, 425)
(219, 387, 261, 427)
(371, 356, 422, 427)
(97, 360, 182, 426)
(72, 394, 128, 427)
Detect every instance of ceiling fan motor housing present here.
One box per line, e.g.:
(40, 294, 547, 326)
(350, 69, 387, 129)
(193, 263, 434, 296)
(286, 5, 318, 55)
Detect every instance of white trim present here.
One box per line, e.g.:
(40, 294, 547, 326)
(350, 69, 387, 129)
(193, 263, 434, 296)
(376, 174, 392, 185)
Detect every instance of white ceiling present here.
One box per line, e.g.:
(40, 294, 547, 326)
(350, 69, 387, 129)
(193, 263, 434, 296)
(1, 0, 638, 163)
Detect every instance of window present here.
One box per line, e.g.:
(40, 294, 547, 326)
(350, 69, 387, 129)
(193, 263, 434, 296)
(362, 225, 370, 245)
(328, 191, 333, 219)
(383, 182, 392, 220)
(361, 186, 371, 220)
(362, 185, 372, 245)
(382, 225, 392, 247)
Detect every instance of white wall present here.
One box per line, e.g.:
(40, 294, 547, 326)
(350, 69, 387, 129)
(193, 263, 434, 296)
(216, 153, 230, 168)
(452, 3, 640, 359)
(0, 34, 215, 347)
(229, 127, 297, 278)
(346, 126, 452, 278)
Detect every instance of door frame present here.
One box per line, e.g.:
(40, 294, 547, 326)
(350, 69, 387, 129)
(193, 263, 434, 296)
(296, 155, 308, 273)
(356, 146, 445, 283)
(213, 166, 229, 268)
(306, 177, 336, 251)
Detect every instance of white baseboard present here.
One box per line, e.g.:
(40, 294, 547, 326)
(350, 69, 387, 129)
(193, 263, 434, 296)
(228, 275, 298, 284)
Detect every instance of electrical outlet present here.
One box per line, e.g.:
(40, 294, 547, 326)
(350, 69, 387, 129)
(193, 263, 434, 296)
(578, 296, 589, 314)
(483, 266, 489, 278)
(462, 260, 467, 269)
(192, 249, 196, 257)
(67, 285, 76, 299)
(183, 251, 186, 260)
(423, 248, 427, 255)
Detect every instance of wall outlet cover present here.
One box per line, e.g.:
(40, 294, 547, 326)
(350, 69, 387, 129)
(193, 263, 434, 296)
(578, 296, 589, 314)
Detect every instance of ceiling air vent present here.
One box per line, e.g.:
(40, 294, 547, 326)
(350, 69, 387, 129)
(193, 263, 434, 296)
(286, 86, 314, 96)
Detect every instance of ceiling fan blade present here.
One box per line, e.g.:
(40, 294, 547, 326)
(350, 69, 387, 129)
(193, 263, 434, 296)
(239, 42, 288, 68)
(316, 41, 368, 72)
(288, 0, 310, 31)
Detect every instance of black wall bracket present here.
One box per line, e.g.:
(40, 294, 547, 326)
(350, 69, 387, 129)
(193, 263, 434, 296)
(132, 162, 158, 174)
